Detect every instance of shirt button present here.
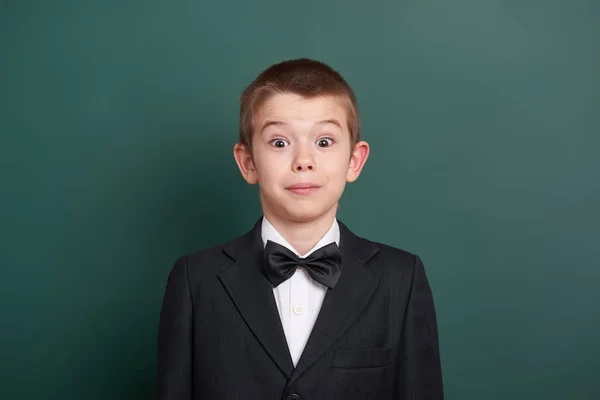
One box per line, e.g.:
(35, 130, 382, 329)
(293, 305, 304, 315)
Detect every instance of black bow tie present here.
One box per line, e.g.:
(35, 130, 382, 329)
(263, 240, 343, 289)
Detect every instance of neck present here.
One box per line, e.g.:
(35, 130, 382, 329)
(263, 207, 337, 256)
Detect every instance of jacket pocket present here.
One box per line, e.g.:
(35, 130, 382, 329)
(331, 347, 392, 369)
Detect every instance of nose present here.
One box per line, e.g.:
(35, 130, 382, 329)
(291, 144, 315, 172)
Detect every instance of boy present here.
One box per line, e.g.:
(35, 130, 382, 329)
(156, 59, 443, 399)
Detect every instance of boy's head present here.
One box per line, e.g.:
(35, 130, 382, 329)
(237, 58, 361, 156)
(233, 59, 369, 225)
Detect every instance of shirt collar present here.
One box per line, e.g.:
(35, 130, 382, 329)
(260, 215, 340, 258)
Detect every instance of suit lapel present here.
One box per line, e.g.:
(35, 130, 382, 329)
(217, 218, 295, 379)
(289, 220, 380, 384)
(217, 218, 380, 383)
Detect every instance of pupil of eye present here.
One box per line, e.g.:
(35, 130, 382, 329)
(319, 140, 328, 147)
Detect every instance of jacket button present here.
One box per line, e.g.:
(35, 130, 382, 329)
(286, 395, 300, 400)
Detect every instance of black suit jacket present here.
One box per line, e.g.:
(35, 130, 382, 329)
(156, 218, 443, 400)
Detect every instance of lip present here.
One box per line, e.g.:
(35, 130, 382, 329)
(286, 182, 321, 195)
(286, 183, 321, 189)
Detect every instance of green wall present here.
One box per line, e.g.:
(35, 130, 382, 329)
(1, 1, 598, 399)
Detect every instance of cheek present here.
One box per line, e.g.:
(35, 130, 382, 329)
(256, 162, 284, 188)
(326, 155, 350, 178)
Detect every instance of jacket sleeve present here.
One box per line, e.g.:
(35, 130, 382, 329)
(397, 255, 444, 399)
(156, 256, 193, 400)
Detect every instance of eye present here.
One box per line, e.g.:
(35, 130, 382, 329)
(269, 138, 289, 148)
(317, 137, 334, 147)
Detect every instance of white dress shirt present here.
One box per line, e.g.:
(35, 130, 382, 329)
(260, 216, 340, 367)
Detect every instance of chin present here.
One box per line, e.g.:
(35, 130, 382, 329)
(262, 192, 338, 223)
(282, 205, 335, 223)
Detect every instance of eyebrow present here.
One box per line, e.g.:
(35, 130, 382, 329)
(260, 120, 287, 133)
(260, 119, 343, 133)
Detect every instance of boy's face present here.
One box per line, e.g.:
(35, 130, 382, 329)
(234, 93, 369, 225)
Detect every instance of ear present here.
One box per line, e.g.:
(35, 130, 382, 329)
(233, 143, 259, 184)
(346, 141, 370, 183)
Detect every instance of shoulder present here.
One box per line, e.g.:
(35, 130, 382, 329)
(186, 242, 230, 266)
(170, 232, 247, 278)
(338, 220, 423, 277)
(371, 239, 417, 265)
(352, 232, 424, 283)
(345, 221, 417, 264)
(166, 218, 263, 284)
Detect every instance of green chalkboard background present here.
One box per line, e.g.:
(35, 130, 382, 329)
(1, 1, 598, 399)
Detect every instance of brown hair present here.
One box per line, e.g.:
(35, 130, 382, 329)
(238, 58, 360, 155)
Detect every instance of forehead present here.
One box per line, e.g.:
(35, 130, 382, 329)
(255, 93, 348, 126)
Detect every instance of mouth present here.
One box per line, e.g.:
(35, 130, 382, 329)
(286, 183, 321, 195)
